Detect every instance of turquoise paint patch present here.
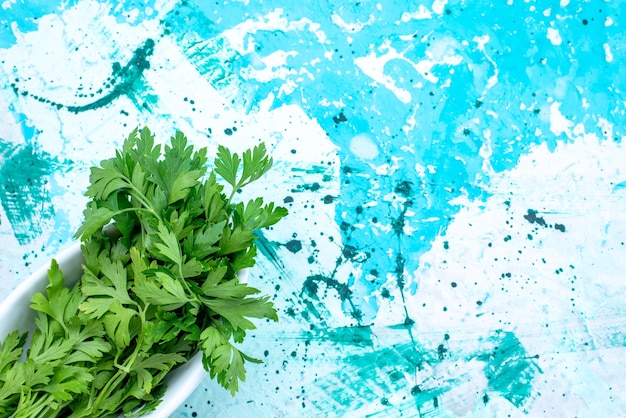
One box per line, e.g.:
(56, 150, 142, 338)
(316, 325, 374, 348)
(0, 141, 59, 245)
(477, 331, 541, 408)
(311, 329, 539, 415)
(10, 111, 37, 144)
(162, 4, 247, 108)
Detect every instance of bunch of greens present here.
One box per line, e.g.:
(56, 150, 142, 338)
(0, 127, 287, 417)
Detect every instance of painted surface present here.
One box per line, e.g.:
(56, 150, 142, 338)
(1, 1, 625, 416)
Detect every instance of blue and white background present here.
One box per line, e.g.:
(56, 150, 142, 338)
(1, 0, 625, 416)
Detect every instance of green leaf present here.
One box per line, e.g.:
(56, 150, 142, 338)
(134, 271, 195, 311)
(180, 257, 205, 279)
(154, 223, 182, 266)
(168, 169, 203, 205)
(0, 331, 26, 376)
(241, 142, 272, 186)
(231, 245, 258, 272)
(74, 203, 115, 241)
(202, 293, 278, 331)
(85, 159, 130, 201)
(130, 162, 147, 196)
(217, 226, 255, 256)
(30, 259, 83, 328)
(214, 145, 240, 188)
(42, 365, 93, 402)
(201, 279, 260, 300)
(81, 236, 105, 275)
(183, 220, 225, 260)
(102, 301, 136, 349)
(200, 327, 252, 396)
(79, 257, 135, 319)
(28, 336, 75, 366)
(200, 265, 228, 292)
(64, 320, 111, 364)
(131, 353, 186, 395)
(258, 202, 288, 229)
(202, 173, 227, 224)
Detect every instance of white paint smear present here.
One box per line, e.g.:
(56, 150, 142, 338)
(354, 47, 412, 103)
(603, 43, 613, 62)
(547, 27, 562, 45)
(432, 0, 448, 14)
(349, 133, 379, 160)
(401, 5, 432, 21)
(331, 13, 375, 33)
(549, 102, 574, 137)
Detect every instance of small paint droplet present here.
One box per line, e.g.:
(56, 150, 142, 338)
(224, 128, 233, 136)
(332, 111, 348, 124)
(285, 239, 302, 253)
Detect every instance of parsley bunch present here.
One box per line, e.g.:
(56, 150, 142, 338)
(0, 127, 287, 417)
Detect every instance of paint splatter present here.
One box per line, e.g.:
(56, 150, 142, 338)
(524, 209, 567, 232)
(10, 39, 156, 113)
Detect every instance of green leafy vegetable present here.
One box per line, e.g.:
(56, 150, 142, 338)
(0, 127, 287, 417)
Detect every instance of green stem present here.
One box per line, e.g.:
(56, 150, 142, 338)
(127, 182, 158, 217)
(14, 392, 54, 418)
(89, 366, 126, 414)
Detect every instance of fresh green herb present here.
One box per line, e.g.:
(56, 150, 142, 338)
(0, 127, 287, 417)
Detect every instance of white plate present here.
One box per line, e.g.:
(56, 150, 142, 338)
(0, 240, 248, 418)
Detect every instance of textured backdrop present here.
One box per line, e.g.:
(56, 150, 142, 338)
(1, 1, 625, 417)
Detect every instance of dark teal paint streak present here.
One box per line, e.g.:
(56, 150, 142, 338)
(10, 39, 155, 113)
